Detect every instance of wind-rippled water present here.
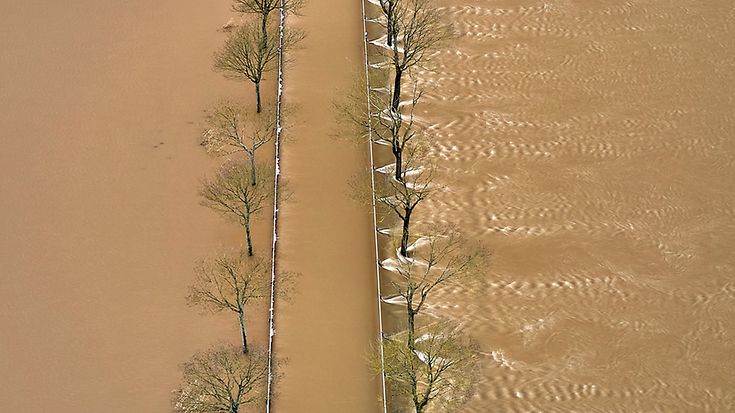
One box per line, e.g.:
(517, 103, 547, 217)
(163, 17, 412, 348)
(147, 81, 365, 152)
(412, 1, 735, 411)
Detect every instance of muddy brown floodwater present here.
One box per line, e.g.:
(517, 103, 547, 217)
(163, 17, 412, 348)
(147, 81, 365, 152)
(3, 0, 734, 412)
(272, 0, 382, 411)
(0, 1, 274, 412)
(370, 0, 735, 411)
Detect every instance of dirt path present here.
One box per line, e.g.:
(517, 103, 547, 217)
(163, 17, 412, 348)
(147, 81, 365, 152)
(272, 1, 382, 411)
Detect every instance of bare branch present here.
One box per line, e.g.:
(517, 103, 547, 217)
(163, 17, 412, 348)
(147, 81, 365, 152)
(188, 252, 270, 313)
(201, 100, 276, 158)
(213, 21, 303, 112)
(199, 161, 272, 256)
(374, 142, 437, 255)
(232, 0, 304, 16)
(376, 325, 479, 413)
(392, 0, 453, 72)
(214, 21, 279, 84)
(173, 345, 268, 413)
(386, 0, 454, 110)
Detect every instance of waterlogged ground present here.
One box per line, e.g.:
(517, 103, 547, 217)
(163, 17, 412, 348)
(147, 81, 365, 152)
(2, 1, 734, 412)
(0, 1, 275, 412)
(370, 0, 734, 411)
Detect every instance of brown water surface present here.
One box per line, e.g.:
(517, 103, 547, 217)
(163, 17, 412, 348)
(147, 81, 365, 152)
(370, 0, 735, 411)
(388, 0, 735, 412)
(271, 0, 382, 411)
(0, 1, 273, 412)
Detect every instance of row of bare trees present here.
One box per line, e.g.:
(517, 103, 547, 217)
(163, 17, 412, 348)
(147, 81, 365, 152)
(172, 1, 301, 412)
(362, 1, 486, 412)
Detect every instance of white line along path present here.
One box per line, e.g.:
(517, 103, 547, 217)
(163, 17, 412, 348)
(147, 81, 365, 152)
(265, 0, 286, 411)
(360, 0, 389, 412)
(266, 2, 388, 410)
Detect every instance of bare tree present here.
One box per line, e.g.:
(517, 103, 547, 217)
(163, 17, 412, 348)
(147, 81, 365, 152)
(376, 144, 435, 256)
(200, 162, 271, 256)
(232, 0, 304, 47)
(387, 229, 485, 350)
(332, 67, 392, 146)
(188, 252, 269, 354)
(333, 71, 424, 183)
(214, 21, 280, 113)
(173, 345, 268, 413)
(373, 78, 423, 182)
(201, 101, 275, 186)
(389, 0, 452, 110)
(380, 326, 479, 413)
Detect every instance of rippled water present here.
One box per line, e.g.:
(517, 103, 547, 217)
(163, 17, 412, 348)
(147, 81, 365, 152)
(402, 0, 734, 411)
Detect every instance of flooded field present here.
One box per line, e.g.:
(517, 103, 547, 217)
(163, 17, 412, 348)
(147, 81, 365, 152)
(0, 1, 274, 412)
(392, 0, 735, 411)
(2, 0, 734, 411)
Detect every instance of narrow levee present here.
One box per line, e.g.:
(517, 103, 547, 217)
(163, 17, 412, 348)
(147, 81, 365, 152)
(272, 0, 382, 411)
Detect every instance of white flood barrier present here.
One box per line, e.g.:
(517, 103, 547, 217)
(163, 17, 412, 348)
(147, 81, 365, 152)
(382, 294, 409, 306)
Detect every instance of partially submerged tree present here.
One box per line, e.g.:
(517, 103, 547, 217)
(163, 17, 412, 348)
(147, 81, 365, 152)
(188, 252, 269, 354)
(214, 21, 280, 113)
(173, 345, 268, 413)
(379, 326, 479, 413)
(332, 67, 391, 146)
(372, 79, 423, 182)
(389, 0, 452, 110)
(200, 162, 271, 256)
(232, 0, 304, 46)
(387, 229, 485, 350)
(376, 144, 435, 256)
(201, 101, 275, 186)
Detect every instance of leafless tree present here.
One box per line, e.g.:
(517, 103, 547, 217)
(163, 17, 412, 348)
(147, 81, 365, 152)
(378, 326, 478, 413)
(173, 345, 268, 413)
(386, 229, 485, 350)
(188, 252, 269, 354)
(333, 71, 425, 183)
(201, 101, 275, 186)
(333, 73, 371, 142)
(200, 162, 271, 256)
(389, 0, 452, 110)
(332, 68, 392, 146)
(372, 78, 423, 182)
(214, 21, 280, 113)
(232, 0, 304, 47)
(375, 144, 435, 256)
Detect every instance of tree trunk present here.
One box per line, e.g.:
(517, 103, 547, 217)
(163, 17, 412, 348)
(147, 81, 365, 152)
(394, 148, 403, 182)
(255, 81, 262, 113)
(261, 14, 268, 48)
(392, 68, 403, 111)
(245, 210, 253, 256)
(407, 300, 416, 351)
(249, 152, 257, 186)
(387, 15, 393, 47)
(400, 208, 412, 257)
(238, 309, 248, 354)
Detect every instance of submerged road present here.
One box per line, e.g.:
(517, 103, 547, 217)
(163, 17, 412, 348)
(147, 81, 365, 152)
(273, 0, 382, 411)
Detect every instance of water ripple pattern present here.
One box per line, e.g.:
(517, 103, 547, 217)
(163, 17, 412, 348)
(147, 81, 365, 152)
(418, 0, 735, 411)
